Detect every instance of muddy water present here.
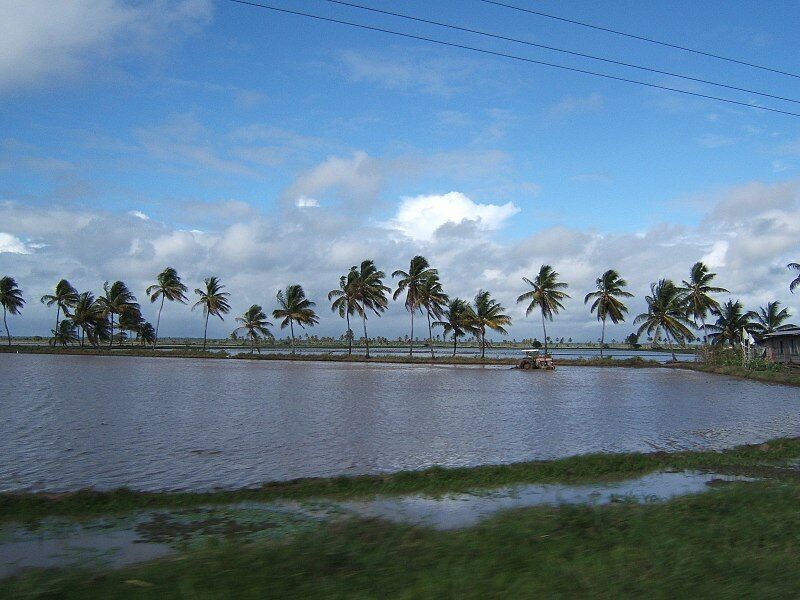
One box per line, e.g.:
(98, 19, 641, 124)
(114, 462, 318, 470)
(0, 353, 797, 492)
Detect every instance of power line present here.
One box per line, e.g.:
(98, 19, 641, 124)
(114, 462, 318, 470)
(226, 0, 800, 118)
(479, 0, 800, 80)
(318, 0, 800, 106)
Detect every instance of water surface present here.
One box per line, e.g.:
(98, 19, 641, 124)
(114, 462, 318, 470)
(0, 354, 797, 492)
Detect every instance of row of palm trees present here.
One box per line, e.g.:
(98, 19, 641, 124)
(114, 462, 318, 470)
(1, 260, 798, 357)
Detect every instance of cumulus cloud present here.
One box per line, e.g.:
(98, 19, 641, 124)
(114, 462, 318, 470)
(383, 192, 519, 241)
(0, 0, 213, 92)
(1, 178, 798, 343)
(548, 93, 604, 117)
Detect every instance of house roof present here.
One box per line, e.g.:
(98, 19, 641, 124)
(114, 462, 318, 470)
(761, 327, 800, 339)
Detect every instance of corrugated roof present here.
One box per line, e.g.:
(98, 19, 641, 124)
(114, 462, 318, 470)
(761, 327, 800, 339)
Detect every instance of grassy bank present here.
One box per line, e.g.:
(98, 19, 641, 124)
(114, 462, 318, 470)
(3, 439, 800, 597)
(0, 344, 664, 368)
(3, 437, 799, 521)
(667, 362, 800, 387)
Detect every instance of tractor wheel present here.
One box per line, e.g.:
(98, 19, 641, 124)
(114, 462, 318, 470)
(519, 359, 533, 370)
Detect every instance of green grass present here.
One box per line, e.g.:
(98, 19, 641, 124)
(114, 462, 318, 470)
(3, 437, 799, 521)
(668, 362, 800, 387)
(3, 478, 800, 598)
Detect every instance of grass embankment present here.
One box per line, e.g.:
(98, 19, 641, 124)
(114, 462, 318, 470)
(1, 344, 663, 368)
(3, 437, 799, 521)
(667, 362, 800, 387)
(3, 439, 800, 597)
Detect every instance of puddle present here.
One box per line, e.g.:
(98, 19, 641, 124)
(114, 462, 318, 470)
(342, 470, 756, 529)
(0, 470, 755, 578)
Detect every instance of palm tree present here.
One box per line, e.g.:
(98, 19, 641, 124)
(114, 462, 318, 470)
(789, 262, 800, 293)
(517, 265, 570, 356)
(118, 305, 145, 346)
(273, 285, 318, 354)
(419, 274, 448, 357)
(584, 269, 633, 358)
(750, 301, 795, 340)
(146, 267, 188, 349)
(434, 298, 478, 356)
(235, 304, 274, 353)
(328, 271, 358, 355)
(0, 276, 25, 346)
(473, 290, 511, 358)
(348, 260, 390, 358)
(706, 300, 757, 347)
(679, 261, 729, 344)
(49, 319, 79, 347)
(135, 322, 157, 346)
(634, 279, 695, 361)
(97, 281, 139, 348)
(192, 277, 231, 350)
(392, 256, 437, 356)
(40, 279, 78, 334)
(71, 292, 108, 347)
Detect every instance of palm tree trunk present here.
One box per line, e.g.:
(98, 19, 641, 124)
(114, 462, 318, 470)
(409, 310, 414, 356)
(541, 311, 548, 356)
(203, 311, 209, 350)
(109, 313, 114, 348)
(600, 318, 606, 358)
(251, 333, 255, 354)
(289, 319, 296, 354)
(55, 305, 61, 336)
(362, 312, 370, 358)
(700, 314, 708, 345)
(666, 331, 676, 361)
(80, 327, 85, 347)
(346, 311, 352, 355)
(481, 327, 486, 359)
(154, 295, 165, 350)
(427, 308, 434, 358)
(453, 332, 458, 356)
(3, 306, 9, 346)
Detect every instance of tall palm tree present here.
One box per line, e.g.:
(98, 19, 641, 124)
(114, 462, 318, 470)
(146, 267, 188, 349)
(40, 279, 78, 334)
(434, 298, 478, 356)
(584, 269, 633, 358)
(634, 279, 695, 361)
(419, 274, 448, 357)
(235, 304, 274, 353)
(0, 276, 25, 345)
(750, 301, 795, 340)
(517, 265, 570, 356)
(392, 256, 437, 356)
(348, 260, 390, 358)
(192, 277, 231, 350)
(473, 290, 511, 358)
(49, 319, 79, 347)
(789, 262, 800, 293)
(706, 300, 757, 347)
(679, 261, 729, 344)
(71, 291, 108, 347)
(328, 271, 358, 355)
(273, 285, 318, 354)
(97, 281, 139, 348)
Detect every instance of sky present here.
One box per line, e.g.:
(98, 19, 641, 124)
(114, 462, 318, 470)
(1, 0, 799, 342)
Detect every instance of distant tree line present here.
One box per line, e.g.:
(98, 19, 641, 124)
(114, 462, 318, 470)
(1, 260, 798, 359)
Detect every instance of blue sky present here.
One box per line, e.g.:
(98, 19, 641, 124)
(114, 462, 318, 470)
(1, 0, 799, 340)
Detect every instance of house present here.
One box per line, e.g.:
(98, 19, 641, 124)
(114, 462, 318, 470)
(759, 327, 800, 364)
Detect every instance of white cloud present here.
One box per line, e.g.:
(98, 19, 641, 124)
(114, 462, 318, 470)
(128, 210, 150, 220)
(295, 197, 320, 208)
(0, 0, 213, 93)
(0, 232, 31, 254)
(383, 192, 519, 241)
(701, 240, 729, 268)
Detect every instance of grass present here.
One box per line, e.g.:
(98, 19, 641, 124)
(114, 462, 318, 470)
(668, 362, 800, 387)
(3, 437, 799, 521)
(3, 469, 800, 596)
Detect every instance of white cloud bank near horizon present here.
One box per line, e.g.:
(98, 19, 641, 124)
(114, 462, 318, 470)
(1, 177, 799, 342)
